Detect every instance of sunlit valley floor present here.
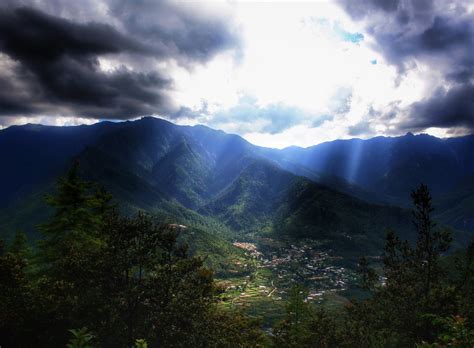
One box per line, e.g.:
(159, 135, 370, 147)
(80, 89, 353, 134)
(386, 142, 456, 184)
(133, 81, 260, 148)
(217, 238, 357, 327)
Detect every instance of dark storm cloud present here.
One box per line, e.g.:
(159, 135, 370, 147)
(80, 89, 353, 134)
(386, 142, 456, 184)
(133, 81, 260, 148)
(420, 16, 472, 51)
(0, 1, 239, 121)
(337, 0, 474, 132)
(406, 84, 474, 129)
(0, 7, 169, 119)
(0, 94, 36, 116)
(338, 0, 473, 71)
(0, 7, 150, 60)
(0, 73, 38, 115)
(108, 0, 240, 65)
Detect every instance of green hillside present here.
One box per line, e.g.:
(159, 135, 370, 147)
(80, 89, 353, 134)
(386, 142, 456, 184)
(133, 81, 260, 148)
(435, 175, 474, 231)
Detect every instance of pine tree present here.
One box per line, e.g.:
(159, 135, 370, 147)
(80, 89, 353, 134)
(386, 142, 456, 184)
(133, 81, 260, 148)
(0, 237, 37, 347)
(411, 184, 451, 299)
(357, 256, 378, 290)
(8, 231, 32, 260)
(37, 161, 112, 276)
(273, 284, 311, 347)
(345, 184, 455, 346)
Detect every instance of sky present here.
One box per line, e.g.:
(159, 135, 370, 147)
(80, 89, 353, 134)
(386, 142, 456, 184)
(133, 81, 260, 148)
(0, 0, 473, 148)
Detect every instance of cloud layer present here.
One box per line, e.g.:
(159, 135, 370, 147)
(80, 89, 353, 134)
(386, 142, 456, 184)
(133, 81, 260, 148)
(338, 0, 474, 133)
(0, 0, 472, 146)
(0, 0, 239, 122)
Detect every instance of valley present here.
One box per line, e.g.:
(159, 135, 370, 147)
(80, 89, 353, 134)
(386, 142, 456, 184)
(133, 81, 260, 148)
(1, 117, 473, 326)
(217, 237, 360, 325)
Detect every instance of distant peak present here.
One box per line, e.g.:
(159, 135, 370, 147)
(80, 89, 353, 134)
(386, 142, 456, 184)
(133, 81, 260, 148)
(405, 132, 415, 137)
(138, 116, 171, 124)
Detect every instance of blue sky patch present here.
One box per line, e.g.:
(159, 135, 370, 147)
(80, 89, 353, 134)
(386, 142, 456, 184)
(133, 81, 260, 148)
(334, 24, 364, 43)
(307, 17, 364, 44)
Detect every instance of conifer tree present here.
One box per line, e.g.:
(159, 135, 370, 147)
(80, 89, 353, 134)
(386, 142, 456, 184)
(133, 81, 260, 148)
(37, 161, 111, 274)
(8, 231, 32, 260)
(347, 184, 456, 346)
(411, 184, 451, 299)
(273, 284, 311, 347)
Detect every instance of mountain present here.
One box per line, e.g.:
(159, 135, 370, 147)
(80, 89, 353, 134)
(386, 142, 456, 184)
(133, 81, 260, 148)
(435, 175, 474, 231)
(75, 118, 260, 210)
(0, 117, 472, 259)
(273, 179, 411, 253)
(200, 159, 297, 231)
(202, 159, 412, 254)
(0, 122, 122, 207)
(72, 118, 416, 251)
(273, 133, 474, 206)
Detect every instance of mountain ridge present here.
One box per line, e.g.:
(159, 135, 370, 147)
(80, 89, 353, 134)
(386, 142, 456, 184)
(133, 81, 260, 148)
(1, 117, 472, 255)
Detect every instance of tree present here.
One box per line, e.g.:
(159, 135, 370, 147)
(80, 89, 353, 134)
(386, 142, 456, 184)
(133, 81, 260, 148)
(66, 328, 95, 348)
(305, 308, 339, 348)
(411, 184, 451, 299)
(273, 284, 341, 348)
(0, 162, 275, 346)
(37, 161, 112, 278)
(28, 162, 115, 345)
(357, 256, 378, 290)
(418, 316, 474, 348)
(8, 231, 32, 259)
(273, 284, 311, 347)
(344, 184, 455, 346)
(0, 237, 37, 347)
(94, 211, 216, 346)
(453, 238, 474, 330)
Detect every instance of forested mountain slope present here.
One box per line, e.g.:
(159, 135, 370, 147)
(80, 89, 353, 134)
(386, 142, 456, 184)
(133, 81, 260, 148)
(0, 117, 471, 256)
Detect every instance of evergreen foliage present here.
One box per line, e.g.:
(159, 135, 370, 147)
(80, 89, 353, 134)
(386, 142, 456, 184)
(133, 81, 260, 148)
(0, 164, 267, 347)
(1, 161, 474, 347)
(270, 183, 474, 347)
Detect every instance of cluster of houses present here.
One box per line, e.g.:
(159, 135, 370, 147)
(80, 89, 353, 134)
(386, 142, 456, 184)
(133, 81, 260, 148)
(232, 242, 262, 259)
(231, 239, 352, 303)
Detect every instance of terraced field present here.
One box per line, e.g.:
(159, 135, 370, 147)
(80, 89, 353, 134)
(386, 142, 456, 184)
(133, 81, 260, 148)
(216, 239, 358, 326)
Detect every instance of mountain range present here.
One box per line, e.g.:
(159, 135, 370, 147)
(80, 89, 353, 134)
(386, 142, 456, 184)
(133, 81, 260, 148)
(1, 117, 473, 262)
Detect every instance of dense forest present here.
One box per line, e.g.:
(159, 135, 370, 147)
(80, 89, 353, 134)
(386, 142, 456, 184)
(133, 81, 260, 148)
(1, 163, 474, 347)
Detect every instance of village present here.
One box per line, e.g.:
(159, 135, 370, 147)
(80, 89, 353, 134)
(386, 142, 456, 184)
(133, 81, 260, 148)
(259, 240, 352, 301)
(219, 238, 355, 316)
